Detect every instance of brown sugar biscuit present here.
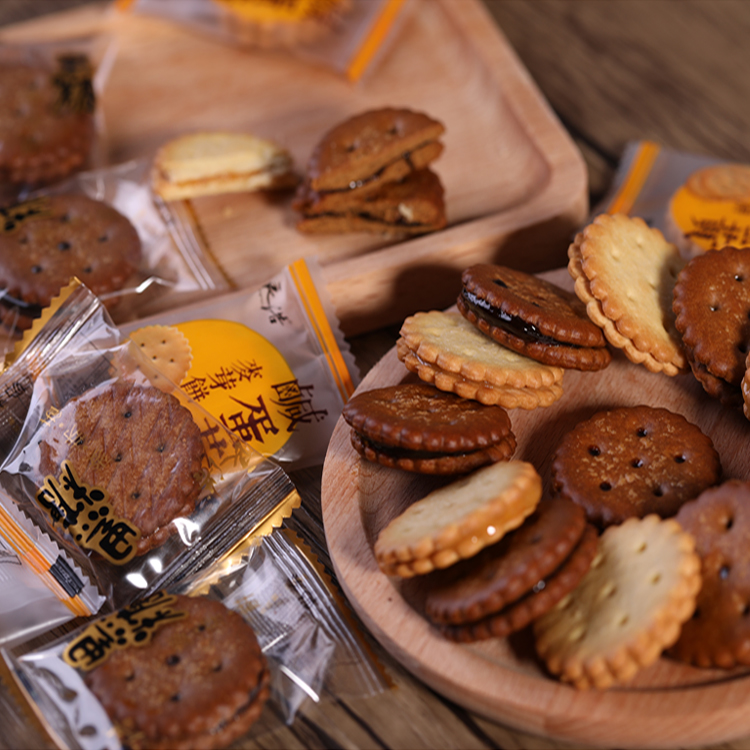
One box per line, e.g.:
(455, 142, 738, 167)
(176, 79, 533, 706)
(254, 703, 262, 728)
(375, 460, 542, 578)
(568, 214, 687, 376)
(686, 347, 744, 408)
(439, 524, 599, 643)
(457, 264, 611, 371)
(423, 497, 587, 625)
(670, 481, 750, 669)
(0, 56, 95, 188)
(35, 381, 206, 556)
(84, 594, 269, 750)
(303, 107, 445, 196)
(534, 514, 701, 690)
(673, 245, 750, 394)
(294, 168, 446, 235)
(0, 194, 141, 330)
(551, 405, 721, 528)
(342, 382, 516, 475)
(399, 310, 564, 390)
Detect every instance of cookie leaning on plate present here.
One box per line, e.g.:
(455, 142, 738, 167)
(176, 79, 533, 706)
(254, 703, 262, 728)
(568, 213, 687, 376)
(374, 459, 542, 578)
(457, 264, 611, 371)
(342, 382, 516, 475)
(551, 405, 721, 528)
(673, 245, 750, 405)
(398, 310, 564, 410)
(83, 594, 270, 750)
(533, 514, 701, 690)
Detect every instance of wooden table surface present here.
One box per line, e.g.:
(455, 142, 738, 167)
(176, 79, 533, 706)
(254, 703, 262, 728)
(2, 2, 750, 750)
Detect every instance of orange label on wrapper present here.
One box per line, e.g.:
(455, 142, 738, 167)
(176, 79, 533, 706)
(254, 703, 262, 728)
(176, 320, 328, 459)
(214, 0, 345, 23)
(669, 185, 750, 253)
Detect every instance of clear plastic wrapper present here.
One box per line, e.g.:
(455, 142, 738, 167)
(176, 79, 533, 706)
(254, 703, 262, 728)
(0, 280, 300, 618)
(0, 158, 230, 357)
(594, 140, 726, 250)
(0, 535, 73, 650)
(120, 257, 359, 470)
(1, 528, 387, 749)
(0, 33, 117, 203)
(117, 0, 410, 82)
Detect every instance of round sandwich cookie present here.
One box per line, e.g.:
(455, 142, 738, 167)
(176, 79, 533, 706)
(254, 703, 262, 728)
(0, 55, 95, 188)
(342, 382, 516, 475)
(423, 496, 588, 626)
(397, 310, 565, 411)
(534, 514, 700, 690)
(457, 264, 611, 371)
(34, 381, 206, 556)
(670, 481, 750, 669)
(437, 523, 599, 644)
(0, 193, 142, 331)
(84, 594, 270, 750)
(375, 460, 542, 578)
(673, 245, 750, 403)
(551, 405, 721, 528)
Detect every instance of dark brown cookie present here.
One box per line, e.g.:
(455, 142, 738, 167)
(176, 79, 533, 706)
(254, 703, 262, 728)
(670, 481, 750, 668)
(0, 194, 142, 330)
(551, 405, 721, 527)
(438, 523, 599, 643)
(304, 107, 445, 196)
(36, 381, 206, 556)
(457, 264, 611, 371)
(84, 594, 269, 750)
(342, 382, 516, 475)
(673, 246, 750, 393)
(294, 168, 446, 235)
(0, 56, 95, 188)
(422, 496, 587, 625)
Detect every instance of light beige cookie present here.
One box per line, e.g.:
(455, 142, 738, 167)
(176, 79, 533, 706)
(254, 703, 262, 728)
(533, 514, 700, 690)
(375, 460, 542, 578)
(399, 311, 564, 389)
(127, 325, 193, 390)
(567, 214, 687, 376)
(398, 343, 564, 410)
(686, 164, 750, 202)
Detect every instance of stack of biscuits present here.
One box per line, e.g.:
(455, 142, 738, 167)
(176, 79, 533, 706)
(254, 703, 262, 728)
(293, 107, 447, 235)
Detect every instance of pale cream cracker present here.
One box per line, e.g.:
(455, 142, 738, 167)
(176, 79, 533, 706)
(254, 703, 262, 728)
(399, 311, 564, 389)
(533, 514, 700, 690)
(567, 215, 687, 376)
(127, 325, 193, 391)
(374, 460, 542, 578)
(398, 345, 563, 410)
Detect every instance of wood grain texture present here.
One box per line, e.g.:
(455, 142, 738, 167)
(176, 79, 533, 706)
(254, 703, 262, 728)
(485, 0, 750, 205)
(321, 269, 750, 750)
(0, 0, 588, 337)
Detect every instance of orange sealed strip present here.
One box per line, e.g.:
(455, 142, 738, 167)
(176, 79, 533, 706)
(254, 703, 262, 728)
(607, 141, 661, 216)
(0, 503, 91, 618)
(289, 259, 356, 403)
(346, 0, 407, 82)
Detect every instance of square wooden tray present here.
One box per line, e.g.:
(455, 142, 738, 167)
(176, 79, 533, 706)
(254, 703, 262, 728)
(1, 0, 587, 335)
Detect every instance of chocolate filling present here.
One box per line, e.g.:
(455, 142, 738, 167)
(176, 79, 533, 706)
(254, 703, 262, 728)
(461, 289, 581, 349)
(324, 144, 425, 193)
(359, 433, 482, 460)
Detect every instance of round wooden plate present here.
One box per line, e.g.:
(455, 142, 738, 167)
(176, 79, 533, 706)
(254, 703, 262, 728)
(320, 270, 750, 750)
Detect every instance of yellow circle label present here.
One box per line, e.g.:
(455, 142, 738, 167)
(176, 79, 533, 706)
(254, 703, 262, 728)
(175, 320, 295, 458)
(670, 185, 750, 252)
